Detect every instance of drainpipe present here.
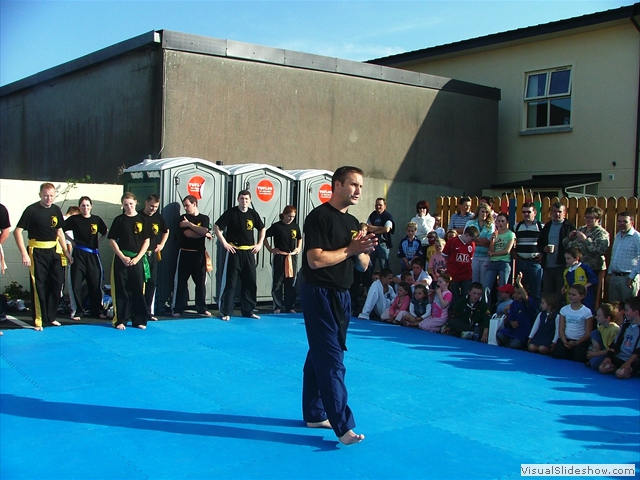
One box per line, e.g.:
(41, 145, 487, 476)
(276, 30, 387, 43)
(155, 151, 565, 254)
(631, 5, 640, 196)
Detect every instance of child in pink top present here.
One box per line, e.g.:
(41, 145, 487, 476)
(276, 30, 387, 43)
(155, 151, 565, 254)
(419, 273, 453, 332)
(382, 282, 411, 325)
(428, 238, 447, 282)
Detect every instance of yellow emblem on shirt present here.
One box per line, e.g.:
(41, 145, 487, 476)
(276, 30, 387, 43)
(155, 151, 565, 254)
(351, 230, 358, 238)
(90, 224, 98, 235)
(246, 219, 254, 230)
(51, 216, 58, 227)
(135, 222, 143, 234)
(152, 223, 159, 235)
(291, 230, 297, 239)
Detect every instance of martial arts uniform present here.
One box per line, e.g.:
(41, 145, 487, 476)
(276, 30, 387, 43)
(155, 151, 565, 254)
(108, 213, 151, 327)
(139, 210, 168, 316)
(16, 202, 65, 329)
(64, 214, 108, 317)
(172, 213, 210, 315)
(301, 202, 360, 438)
(216, 207, 264, 317)
(265, 220, 301, 312)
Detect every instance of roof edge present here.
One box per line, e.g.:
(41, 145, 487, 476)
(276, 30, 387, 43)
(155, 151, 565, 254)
(368, 3, 640, 67)
(0, 31, 160, 96)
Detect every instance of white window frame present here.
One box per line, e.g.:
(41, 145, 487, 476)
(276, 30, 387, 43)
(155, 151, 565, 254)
(521, 66, 573, 134)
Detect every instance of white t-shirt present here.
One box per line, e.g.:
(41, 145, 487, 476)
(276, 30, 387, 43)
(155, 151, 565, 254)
(558, 304, 592, 340)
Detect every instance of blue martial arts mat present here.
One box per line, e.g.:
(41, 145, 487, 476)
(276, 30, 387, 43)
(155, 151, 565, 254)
(1, 315, 638, 479)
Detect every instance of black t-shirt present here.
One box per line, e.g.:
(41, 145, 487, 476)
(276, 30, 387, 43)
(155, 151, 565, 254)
(266, 221, 301, 253)
(215, 207, 265, 247)
(0, 204, 10, 231)
(179, 213, 210, 252)
(302, 202, 359, 290)
(139, 210, 168, 250)
(64, 214, 108, 249)
(16, 202, 64, 241)
(108, 213, 151, 253)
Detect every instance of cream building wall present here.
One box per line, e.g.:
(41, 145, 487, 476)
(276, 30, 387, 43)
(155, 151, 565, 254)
(394, 21, 640, 198)
(0, 180, 124, 295)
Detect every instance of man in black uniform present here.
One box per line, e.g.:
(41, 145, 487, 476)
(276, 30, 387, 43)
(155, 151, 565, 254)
(0, 203, 11, 325)
(139, 194, 169, 320)
(14, 183, 73, 331)
(171, 195, 211, 317)
(215, 190, 265, 321)
(301, 166, 377, 445)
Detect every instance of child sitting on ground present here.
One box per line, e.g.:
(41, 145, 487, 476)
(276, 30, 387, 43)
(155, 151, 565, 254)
(398, 222, 423, 272)
(527, 294, 558, 355)
(598, 296, 640, 379)
(358, 268, 396, 320)
(494, 284, 514, 316)
(552, 284, 594, 363)
(399, 258, 432, 290)
(445, 281, 491, 341)
(496, 273, 537, 349)
(427, 238, 447, 283)
(418, 273, 453, 332)
(382, 282, 411, 324)
(561, 247, 598, 313)
(398, 284, 431, 328)
(586, 302, 620, 369)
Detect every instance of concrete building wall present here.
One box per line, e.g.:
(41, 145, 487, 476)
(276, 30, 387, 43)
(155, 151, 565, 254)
(0, 180, 124, 294)
(161, 50, 498, 225)
(0, 48, 162, 184)
(393, 22, 639, 198)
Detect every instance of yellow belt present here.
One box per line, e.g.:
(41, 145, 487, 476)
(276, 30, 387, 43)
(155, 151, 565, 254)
(29, 239, 66, 265)
(232, 244, 254, 250)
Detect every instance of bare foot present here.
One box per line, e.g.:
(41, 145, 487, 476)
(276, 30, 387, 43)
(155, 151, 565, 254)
(51, 320, 62, 326)
(149, 316, 158, 321)
(273, 309, 281, 314)
(339, 430, 365, 445)
(248, 314, 260, 320)
(99, 314, 108, 320)
(172, 313, 181, 318)
(135, 325, 147, 330)
(115, 324, 126, 330)
(288, 309, 296, 314)
(34, 326, 43, 332)
(201, 311, 212, 317)
(71, 316, 81, 321)
(221, 315, 230, 322)
(306, 420, 332, 429)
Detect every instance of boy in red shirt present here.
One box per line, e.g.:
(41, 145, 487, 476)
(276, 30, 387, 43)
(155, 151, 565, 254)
(443, 225, 479, 303)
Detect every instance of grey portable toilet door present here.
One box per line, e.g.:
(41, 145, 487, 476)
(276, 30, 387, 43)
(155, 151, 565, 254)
(170, 164, 218, 306)
(236, 169, 292, 302)
(301, 175, 332, 224)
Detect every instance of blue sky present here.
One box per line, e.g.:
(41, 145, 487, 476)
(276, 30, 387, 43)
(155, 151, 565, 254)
(0, 0, 635, 86)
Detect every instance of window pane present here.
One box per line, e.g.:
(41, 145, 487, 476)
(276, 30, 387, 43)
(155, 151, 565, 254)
(585, 184, 599, 196)
(527, 101, 548, 128)
(550, 98, 571, 126)
(526, 73, 547, 98)
(549, 69, 571, 95)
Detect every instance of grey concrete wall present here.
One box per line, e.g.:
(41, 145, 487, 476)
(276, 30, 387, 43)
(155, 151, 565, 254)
(0, 48, 162, 183)
(161, 50, 498, 254)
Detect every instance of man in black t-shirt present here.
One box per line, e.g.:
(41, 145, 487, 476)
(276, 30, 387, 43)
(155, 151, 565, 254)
(140, 194, 169, 320)
(214, 190, 265, 321)
(14, 183, 73, 330)
(301, 166, 377, 445)
(0, 203, 11, 323)
(171, 195, 211, 317)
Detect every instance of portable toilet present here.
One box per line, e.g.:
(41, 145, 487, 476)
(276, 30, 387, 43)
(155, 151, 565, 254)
(287, 169, 333, 227)
(122, 157, 229, 312)
(221, 164, 295, 302)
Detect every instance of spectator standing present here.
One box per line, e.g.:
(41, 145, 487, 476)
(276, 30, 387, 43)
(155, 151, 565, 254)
(465, 203, 495, 291)
(410, 200, 435, 245)
(513, 202, 544, 308)
(443, 225, 479, 303)
(367, 198, 394, 271)
(215, 190, 265, 321)
(139, 194, 169, 321)
(448, 196, 473, 235)
(14, 183, 73, 331)
(537, 202, 575, 306)
(264, 206, 302, 314)
(563, 206, 609, 307)
(608, 212, 640, 303)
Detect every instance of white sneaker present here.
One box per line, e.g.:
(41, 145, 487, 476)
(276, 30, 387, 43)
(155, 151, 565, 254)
(358, 313, 370, 320)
